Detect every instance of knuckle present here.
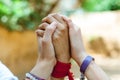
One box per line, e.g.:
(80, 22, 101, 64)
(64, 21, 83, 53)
(47, 15, 52, 18)
(46, 26, 53, 32)
(52, 13, 57, 16)
(42, 23, 48, 26)
(53, 34, 60, 41)
(38, 23, 46, 29)
(53, 13, 58, 16)
(41, 39, 48, 45)
(68, 19, 72, 23)
(60, 27, 66, 32)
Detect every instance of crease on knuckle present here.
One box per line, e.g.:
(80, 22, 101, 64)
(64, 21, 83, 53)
(67, 19, 72, 23)
(46, 27, 53, 32)
(53, 34, 60, 41)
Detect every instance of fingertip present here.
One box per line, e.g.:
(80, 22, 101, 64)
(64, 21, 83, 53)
(35, 30, 40, 37)
(35, 29, 44, 37)
(49, 13, 56, 16)
(62, 15, 69, 21)
(42, 17, 46, 22)
(49, 21, 57, 33)
(61, 16, 74, 29)
(44, 22, 57, 38)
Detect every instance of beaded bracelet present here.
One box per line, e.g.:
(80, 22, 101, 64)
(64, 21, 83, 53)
(25, 73, 45, 80)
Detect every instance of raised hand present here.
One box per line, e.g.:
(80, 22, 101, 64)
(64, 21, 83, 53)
(62, 16, 88, 66)
(62, 16, 110, 80)
(30, 22, 57, 80)
(42, 13, 71, 63)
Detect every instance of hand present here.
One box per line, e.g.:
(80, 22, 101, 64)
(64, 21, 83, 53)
(30, 22, 57, 80)
(42, 13, 71, 63)
(62, 16, 88, 66)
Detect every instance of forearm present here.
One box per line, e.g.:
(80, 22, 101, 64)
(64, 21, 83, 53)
(31, 60, 55, 79)
(25, 60, 55, 80)
(78, 53, 110, 80)
(85, 61, 110, 80)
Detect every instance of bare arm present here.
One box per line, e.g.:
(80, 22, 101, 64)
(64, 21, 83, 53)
(63, 16, 110, 80)
(85, 60, 110, 80)
(25, 22, 57, 80)
(42, 13, 71, 80)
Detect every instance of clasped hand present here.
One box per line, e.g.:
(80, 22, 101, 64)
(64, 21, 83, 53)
(31, 13, 88, 80)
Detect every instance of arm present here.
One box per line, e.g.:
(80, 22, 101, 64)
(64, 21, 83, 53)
(63, 16, 110, 80)
(42, 13, 71, 80)
(25, 22, 57, 80)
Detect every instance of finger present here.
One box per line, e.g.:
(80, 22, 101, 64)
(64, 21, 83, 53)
(35, 31, 42, 55)
(41, 22, 57, 59)
(43, 21, 57, 42)
(38, 22, 49, 30)
(51, 13, 66, 24)
(42, 15, 58, 24)
(62, 16, 81, 39)
(62, 16, 74, 30)
(35, 29, 45, 37)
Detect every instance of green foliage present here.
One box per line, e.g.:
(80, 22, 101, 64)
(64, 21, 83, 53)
(0, 0, 33, 31)
(82, 0, 120, 12)
(111, 0, 120, 10)
(0, 0, 58, 31)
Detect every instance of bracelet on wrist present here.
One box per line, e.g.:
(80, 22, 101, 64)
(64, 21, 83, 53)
(80, 56, 94, 80)
(25, 73, 45, 80)
(52, 61, 74, 80)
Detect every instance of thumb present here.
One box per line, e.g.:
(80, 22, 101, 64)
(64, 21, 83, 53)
(62, 16, 76, 36)
(62, 16, 75, 31)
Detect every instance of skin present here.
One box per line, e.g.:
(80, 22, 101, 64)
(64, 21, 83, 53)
(25, 22, 57, 80)
(25, 13, 110, 80)
(62, 16, 88, 65)
(42, 14, 70, 63)
(62, 16, 110, 80)
(39, 14, 110, 80)
(40, 14, 71, 80)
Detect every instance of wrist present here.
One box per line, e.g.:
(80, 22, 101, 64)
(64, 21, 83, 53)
(57, 55, 70, 63)
(80, 56, 94, 74)
(30, 60, 55, 79)
(77, 52, 88, 66)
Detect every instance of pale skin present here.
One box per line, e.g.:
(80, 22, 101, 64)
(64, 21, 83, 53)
(41, 14, 71, 80)
(25, 14, 70, 80)
(42, 13, 71, 63)
(25, 13, 110, 80)
(39, 14, 110, 80)
(62, 16, 110, 80)
(25, 22, 57, 80)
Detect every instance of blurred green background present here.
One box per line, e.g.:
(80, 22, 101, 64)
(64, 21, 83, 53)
(0, 0, 120, 80)
(0, 0, 120, 31)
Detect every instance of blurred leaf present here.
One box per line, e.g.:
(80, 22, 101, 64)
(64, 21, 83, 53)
(0, 0, 59, 31)
(81, 0, 120, 12)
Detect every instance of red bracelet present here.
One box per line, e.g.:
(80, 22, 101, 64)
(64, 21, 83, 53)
(52, 61, 74, 80)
